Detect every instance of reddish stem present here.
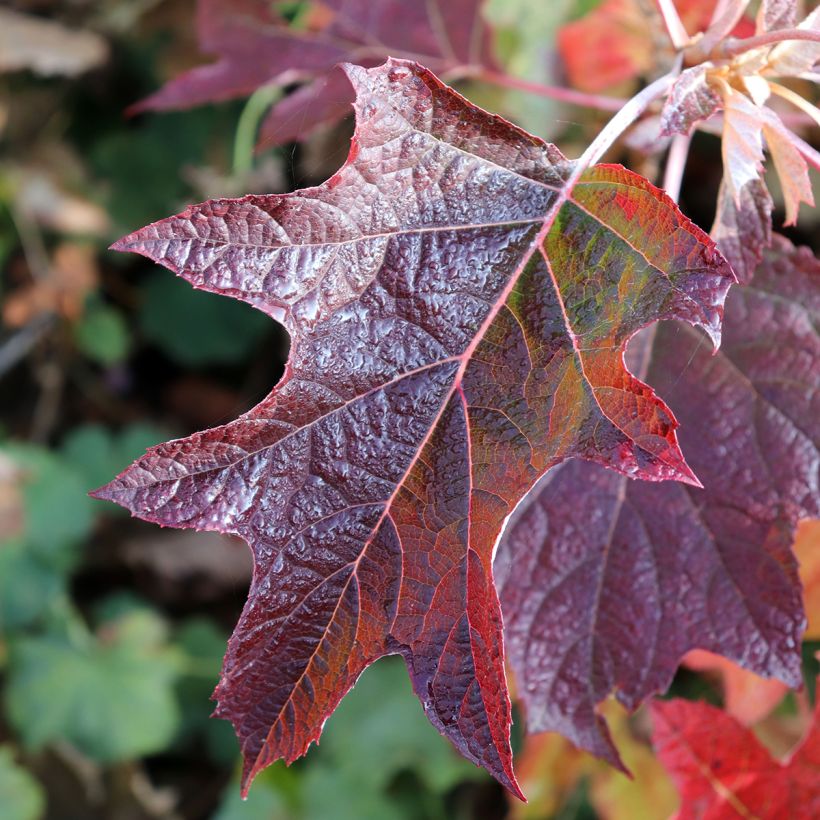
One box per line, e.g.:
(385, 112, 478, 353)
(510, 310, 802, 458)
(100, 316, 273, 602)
(789, 129, 820, 172)
(713, 28, 820, 59)
(473, 69, 626, 112)
(663, 134, 691, 204)
(655, 0, 691, 49)
(699, 0, 752, 53)
(576, 68, 679, 172)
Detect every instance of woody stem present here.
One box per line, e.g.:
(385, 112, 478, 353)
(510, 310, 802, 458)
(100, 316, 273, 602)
(473, 69, 626, 111)
(714, 28, 820, 59)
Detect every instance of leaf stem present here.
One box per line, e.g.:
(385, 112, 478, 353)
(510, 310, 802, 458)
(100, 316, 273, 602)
(712, 28, 820, 60)
(767, 81, 820, 128)
(655, 0, 691, 49)
(471, 69, 626, 112)
(233, 83, 282, 174)
(663, 134, 691, 203)
(699, 0, 752, 53)
(573, 66, 681, 175)
(787, 128, 820, 172)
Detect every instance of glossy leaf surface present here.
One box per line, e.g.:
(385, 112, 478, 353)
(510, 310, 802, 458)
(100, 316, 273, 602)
(652, 681, 820, 818)
(497, 236, 818, 766)
(95, 59, 733, 796)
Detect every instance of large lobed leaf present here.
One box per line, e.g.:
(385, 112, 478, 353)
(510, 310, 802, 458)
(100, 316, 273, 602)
(95, 59, 733, 795)
(133, 0, 495, 146)
(496, 235, 818, 766)
(652, 679, 820, 818)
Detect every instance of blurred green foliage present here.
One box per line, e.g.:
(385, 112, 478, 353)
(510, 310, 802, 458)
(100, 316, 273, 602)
(215, 658, 483, 820)
(139, 272, 270, 366)
(0, 746, 45, 820)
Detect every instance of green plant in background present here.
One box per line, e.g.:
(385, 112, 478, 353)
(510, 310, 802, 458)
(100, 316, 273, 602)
(0, 746, 44, 820)
(214, 658, 484, 820)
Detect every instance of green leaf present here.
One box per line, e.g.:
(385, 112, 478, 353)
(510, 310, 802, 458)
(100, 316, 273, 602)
(0, 444, 94, 566)
(139, 272, 269, 366)
(73, 302, 130, 365)
(0, 747, 45, 820)
(316, 658, 480, 796)
(0, 542, 66, 633)
(174, 618, 236, 764)
(213, 765, 296, 820)
(5, 607, 180, 761)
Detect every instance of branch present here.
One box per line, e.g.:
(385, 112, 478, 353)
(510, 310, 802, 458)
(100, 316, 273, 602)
(663, 134, 691, 203)
(655, 0, 691, 49)
(713, 28, 820, 60)
(575, 67, 680, 174)
(473, 69, 626, 112)
(0, 312, 55, 379)
(700, 0, 753, 52)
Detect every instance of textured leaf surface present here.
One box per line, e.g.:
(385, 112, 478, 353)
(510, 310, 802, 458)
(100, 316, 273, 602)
(652, 682, 820, 819)
(95, 59, 733, 796)
(496, 236, 818, 766)
(134, 0, 495, 146)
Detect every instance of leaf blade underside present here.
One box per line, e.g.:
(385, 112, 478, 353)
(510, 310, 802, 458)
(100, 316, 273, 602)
(131, 0, 496, 146)
(497, 236, 819, 767)
(95, 59, 733, 797)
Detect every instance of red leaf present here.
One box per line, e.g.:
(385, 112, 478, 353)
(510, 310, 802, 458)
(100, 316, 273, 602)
(94, 59, 733, 796)
(651, 681, 820, 818)
(497, 235, 818, 767)
(133, 0, 496, 145)
(557, 0, 753, 93)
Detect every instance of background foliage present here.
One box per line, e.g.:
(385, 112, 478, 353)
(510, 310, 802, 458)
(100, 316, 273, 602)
(0, 1, 818, 818)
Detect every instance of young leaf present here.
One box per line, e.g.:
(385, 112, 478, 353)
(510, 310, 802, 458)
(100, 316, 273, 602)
(651, 680, 820, 818)
(94, 59, 733, 796)
(496, 236, 818, 767)
(133, 0, 496, 146)
(659, 5, 820, 280)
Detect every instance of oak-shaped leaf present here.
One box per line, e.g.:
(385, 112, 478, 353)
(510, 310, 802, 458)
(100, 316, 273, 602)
(496, 235, 818, 768)
(651, 679, 820, 818)
(132, 0, 495, 146)
(94, 59, 733, 797)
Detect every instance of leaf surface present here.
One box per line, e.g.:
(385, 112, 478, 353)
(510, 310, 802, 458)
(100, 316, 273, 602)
(133, 0, 496, 146)
(95, 59, 733, 796)
(652, 680, 820, 819)
(496, 236, 818, 766)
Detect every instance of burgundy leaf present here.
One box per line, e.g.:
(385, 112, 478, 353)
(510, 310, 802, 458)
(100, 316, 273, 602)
(133, 0, 496, 145)
(94, 59, 733, 797)
(497, 235, 818, 767)
(711, 177, 773, 284)
(659, 65, 722, 137)
(756, 0, 797, 34)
